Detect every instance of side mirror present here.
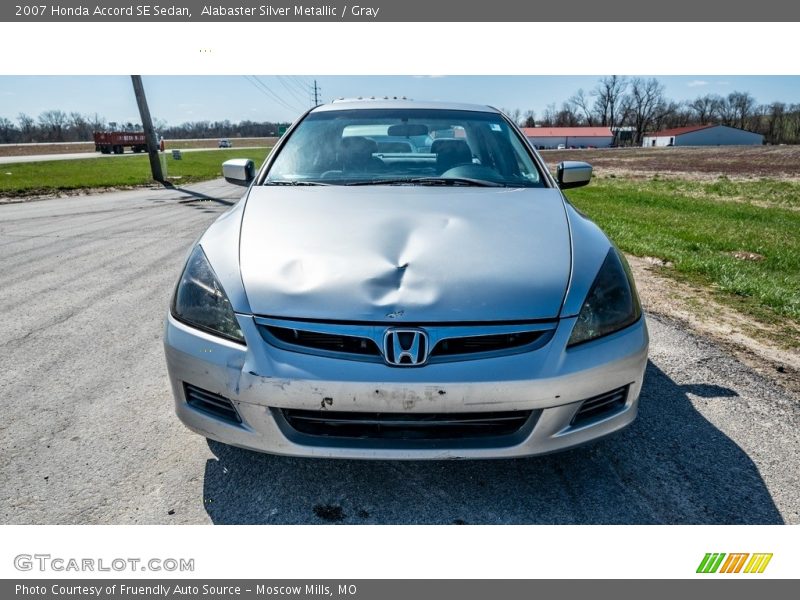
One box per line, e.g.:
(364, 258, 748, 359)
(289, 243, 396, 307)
(222, 159, 255, 186)
(556, 161, 592, 189)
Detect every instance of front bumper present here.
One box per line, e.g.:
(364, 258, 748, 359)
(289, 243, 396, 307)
(164, 313, 649, 459)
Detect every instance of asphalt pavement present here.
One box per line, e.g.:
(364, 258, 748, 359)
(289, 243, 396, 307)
(0, 180, 797, 524)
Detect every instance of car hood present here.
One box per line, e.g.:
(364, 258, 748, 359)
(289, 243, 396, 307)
(239, 185, 571, 322)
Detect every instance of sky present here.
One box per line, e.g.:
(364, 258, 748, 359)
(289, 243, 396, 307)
(1, 75, 799, 126)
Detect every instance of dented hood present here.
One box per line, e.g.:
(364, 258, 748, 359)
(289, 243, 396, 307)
(239, 185, 571, 322)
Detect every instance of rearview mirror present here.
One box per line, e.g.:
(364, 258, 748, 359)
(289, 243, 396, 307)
(222, 159, 255, 186)
(556, 161, 592, 189)
(387, 123, 429, 137)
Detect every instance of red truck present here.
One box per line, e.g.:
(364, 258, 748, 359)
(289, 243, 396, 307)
(93, 131, 149, 154)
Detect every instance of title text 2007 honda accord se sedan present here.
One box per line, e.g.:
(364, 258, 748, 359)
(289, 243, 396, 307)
(163, 100, 648, 459)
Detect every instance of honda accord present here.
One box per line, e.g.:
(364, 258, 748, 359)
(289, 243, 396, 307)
(163, 99, 648, 459)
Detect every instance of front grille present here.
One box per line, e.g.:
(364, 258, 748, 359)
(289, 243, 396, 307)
(431, 331, 544, 357)
(571, 386, 628, 427)
(257, 318, 556, 364)
(281, 409, 533, 440)
(184, 383, 241, 424)
(263, 326, 381, 356)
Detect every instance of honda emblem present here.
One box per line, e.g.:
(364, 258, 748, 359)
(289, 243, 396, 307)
(383, 328, 429, 366)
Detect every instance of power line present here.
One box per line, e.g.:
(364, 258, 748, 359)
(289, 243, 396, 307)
(243, 75, 281, 106)
(243, 75, 303, 114)
(276, 76, 308, 107)
(252, 75, 302, 112)
(282, 76, 322, 107)
(287, 76, 312, 96)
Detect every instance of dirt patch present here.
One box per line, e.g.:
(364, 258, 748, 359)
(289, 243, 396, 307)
(628, 255, 800, 395)
(0, 142, 95, 157)
(0, 137, 278, 158)
(542, 146, 800, 180)
(0, 184, 163, 204)
(642, 256, 674, 268)
(728, 251, 766, 262)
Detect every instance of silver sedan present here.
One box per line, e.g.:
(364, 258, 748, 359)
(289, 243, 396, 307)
(163, 100, 648, 459)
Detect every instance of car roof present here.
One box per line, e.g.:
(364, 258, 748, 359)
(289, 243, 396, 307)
(311, 99, 501, 114)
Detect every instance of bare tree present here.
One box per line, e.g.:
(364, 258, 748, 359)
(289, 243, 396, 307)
(522, 110, 536, 128)
(593, 75, 627, 129)
(715, 95, 737, 127)
(69, 112, 92, 141)
(499, 108, 522, 125)
(689, 94, 720, 124)
(0, 117, 16, 143)
(38, 110, 69, 142)
(629, 77, 668, 144)
(727, 91, 757, 130)
(765, 102, 786, 143)
(17, 113, 36, 142)
(653, 101, 684, 130)
(554, 102, 580, 127)
(153, 118, 169, 133)
(540, 103, 557, 127)
(787, 104, 800, 143)
(87, 112, 107, 133)
(569, 89, 594, 126)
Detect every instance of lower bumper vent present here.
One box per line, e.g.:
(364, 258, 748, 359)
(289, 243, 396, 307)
(184, 383, 241, 424)
(571, 385, 628, 427)
(280, 409, 533, 441)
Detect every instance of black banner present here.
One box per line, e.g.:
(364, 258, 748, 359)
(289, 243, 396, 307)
(3, 0, 800, 22)
(4, 580, 799, 600)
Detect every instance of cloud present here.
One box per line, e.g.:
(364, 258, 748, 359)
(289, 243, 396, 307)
(412, 75, 447, 79)
(688, 79, 731, 88)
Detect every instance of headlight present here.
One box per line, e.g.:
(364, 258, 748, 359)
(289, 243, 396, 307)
(171, 245, 245, 344)
(568, 247, 641, 347)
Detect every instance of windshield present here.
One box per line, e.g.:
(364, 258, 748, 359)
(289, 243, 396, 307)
(264, 108, 546, 187)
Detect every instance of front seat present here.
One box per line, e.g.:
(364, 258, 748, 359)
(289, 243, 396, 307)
(431, 139, 472, 174)
(341, 136, 382, 172)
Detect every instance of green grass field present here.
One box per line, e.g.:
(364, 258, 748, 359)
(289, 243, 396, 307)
(0, 148, 270, 197)
(566, 177, 800, 342)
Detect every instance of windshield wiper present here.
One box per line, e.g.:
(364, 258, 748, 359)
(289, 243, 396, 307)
(346, 177, 504, 187)
(344, 178, 416, 186)
(264, 180, 331, 186)
(409, 177, 505, 187)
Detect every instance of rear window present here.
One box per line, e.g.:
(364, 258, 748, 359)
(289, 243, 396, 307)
(264, 108, 546, 187)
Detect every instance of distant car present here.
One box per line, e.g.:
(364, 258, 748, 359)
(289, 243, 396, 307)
(218, 139, 232, 148)
(164, 99, 648, 459)
(557, 143, 566, 149)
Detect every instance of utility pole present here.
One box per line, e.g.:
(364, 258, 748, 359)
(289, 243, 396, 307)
(313, 80, 321, 106)
(130, 75, 164, 183)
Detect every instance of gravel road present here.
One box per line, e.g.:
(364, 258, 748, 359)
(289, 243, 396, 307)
(1, 181, 797, 524)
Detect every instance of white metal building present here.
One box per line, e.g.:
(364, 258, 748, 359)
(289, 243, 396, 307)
(522, 127, 614, 149)
(642, 124, 764, 147)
